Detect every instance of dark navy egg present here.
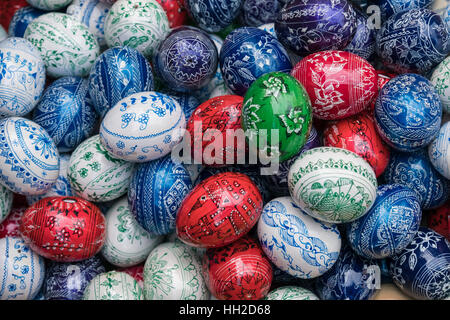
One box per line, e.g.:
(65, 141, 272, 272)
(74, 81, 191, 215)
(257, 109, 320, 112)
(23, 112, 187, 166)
(379, 0, 434, 20)
(32, 77, 98, 153)
(241, 0, 281, 27)
(8, 6, 45, 38)
(344, 8, 376, 60)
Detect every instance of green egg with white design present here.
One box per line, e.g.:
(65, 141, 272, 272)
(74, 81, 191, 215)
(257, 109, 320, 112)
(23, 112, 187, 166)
(83, 271, 144, 300)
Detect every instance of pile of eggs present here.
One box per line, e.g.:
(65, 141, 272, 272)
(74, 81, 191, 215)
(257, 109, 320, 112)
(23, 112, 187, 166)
(0, 0, 449, 301)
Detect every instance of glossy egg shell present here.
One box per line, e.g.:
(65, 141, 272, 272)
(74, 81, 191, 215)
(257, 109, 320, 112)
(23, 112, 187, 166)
(431, 56, 450, 114)
(429, 121, 450, 180)
(0, 0, 28, 30)
(0, 207, 25, 239)
(343, 8, 376, 61)
(155, 0, 187, 28)
(427, 201, 450, 240)
(83, 271, 144, 300)
(8, 6, 45, 38)
(291, 50, 378, 120)
(368, 70, 395, 111)
(379, 0, 433, 20)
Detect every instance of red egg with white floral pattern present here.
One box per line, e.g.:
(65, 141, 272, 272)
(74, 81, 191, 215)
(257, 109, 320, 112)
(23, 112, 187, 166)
(428, 201, 450, 241)
(0, 0, 27, 30)
(323, 112, 390, 177)
(176, 172, 263, 248)
(20, 196, 106, 262)
(202, 236, 273, 300)
(156, 0, 187, 28)
(291, 50, 378, 120)
(0, 207, 25, 239)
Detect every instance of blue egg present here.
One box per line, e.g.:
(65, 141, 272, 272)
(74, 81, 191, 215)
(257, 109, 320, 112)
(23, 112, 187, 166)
(33, 77, 98, 153)
(375, 73, 442, 152)
(241, 0, 281, 27)
(88, 46, 154, 118)
(383, 149, 450, 210)
(8, 6, 46, 38)
(379, 0, 434, 20)
(344, 8, 376, 61)
(128, 155, 194, 235)
(377, 9, 449, 74)
(389, 227, 450, 300)
(220, 27, 292, 96)
(43, 255, 105, 300)
(170, 93, 199, 124)
(346, 184, 422, 259)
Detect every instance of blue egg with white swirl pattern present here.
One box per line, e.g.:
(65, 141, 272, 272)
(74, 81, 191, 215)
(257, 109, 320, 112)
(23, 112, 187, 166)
(344, 8, 376, 61)
(8, 6, 45, 38)
(315, 242, 380, 300)
(88, 46, 154, 118)
(220, 27, 292, 96)
(383, 149, 450, 210)
(43, 255, 105, 300)
(379, 0, 434, 20)
(128, 155, 194, 235)
(389, 227, 450, 300)
(375, 73, 442, 152)
(32, 77, 98, 153)
(240, 0, 281, 27)
(346, 184, 422, 259)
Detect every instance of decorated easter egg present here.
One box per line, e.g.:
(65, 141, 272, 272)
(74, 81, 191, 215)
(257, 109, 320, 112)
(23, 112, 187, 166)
(429, 121, 450, 180)
(390, 227, 450, 300)
(347, 184, 422, 259)
(101, 197, 164, 268)
(32, 77, 98, 153)
(27, 0, 73, 10)
(379, 0, 434, 20)
(291, 50, 378, 121)
(20, 196, 106, 262)
(375, 74, 442, 152)
(241, 0, 281, 27)
(0, 117, 60, 196)
(344, 8, 376, 61)
(0, 0, 28, 30)
(0, 185, 13, 224)
(100, 92, 185, 163)
(258, 197, 341, 279)
(68, 135, 135, 202)
(265, 286, 319, 300)
(376, 9, 449, 74)
(155, 0, 187, 28)
(0, 237, 45, 300)
(288, 147, 378, 223)
(428, 202, 450, 240)
(104, 0, 170, 58)
(323, 112, 390, 177)
(24, 12, 100, 78)
(184, 0, 243, 33)
(128, 155, 193, 235)
(0, 207, 25, 239)
(83, 271, 144, 300)
(431, 56, 450, 114)
(170, 93, 199, 123)
(143, 241, 209, 300)
(258, 22, 276, 37)
(315, 242, 380, 300)
(0, 37, 46, 117)
(203, 236, 272, 300)
(275, 0, 357, 56)
(67, 0, 111, 48)
(8, 6, 45, 38)
(43, 255, 106, 300)
(119, 264, 144, 288)
(384, 149, 450, 209)
(220, 27, 292, 97)
(176, 172, 263, 248)
(368, 70, 395, 111)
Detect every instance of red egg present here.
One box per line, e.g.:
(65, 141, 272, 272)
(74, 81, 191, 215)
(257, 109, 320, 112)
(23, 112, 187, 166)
(369, 70, 395, 111)
(185, 95, 245, 166)
(0, 0, 27, 30)
(20, 196, 106, 262)
(428, 202, 450, 241)
(291, 50, 378, 120)
(0, 207, 25, 239)
(176, 172, 263, 248)
(155, 0, 187, 28)
(323, 112, 390, 177)
(202, 236, 273, 300)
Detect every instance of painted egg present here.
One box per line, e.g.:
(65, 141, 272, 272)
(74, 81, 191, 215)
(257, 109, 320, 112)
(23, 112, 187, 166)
(67, 0, 111, 48)
(242, 72, 312, 163)
(379, 0, 434, 20)
(68, 135, 135, 203)
(347, 184, 422, 259)
(88, 46, 154, 119)
(0, 117, 60, 196)
(153, 26, 218, 93)
(203, 236, 272, 300)
(8, 6, 45, 38)
(375, 73, 442, 152)
(0, 0, 28, 30)
(0, 207, 25, 238)
(258, 23, 276, 37)
(0, 185, 13, 224)
(257, 197, 341, 278)
(0, 237, 45, 300)
(128, 155, 193, 235)
(241, 0, 281, 27)
(83, 271, 144, 300)
(429, 121, 450, 179)
(0, 37, 46, 117)
(24, 12, 100, 78)
(384, 149, 450, 210)
(376, 9, 449, 74)
(143, 241, 209, 300)
(43, 255, 106, 300)
(170, 93, 199, 123)
(315, 242, 380, 300)
(220, 27, 292, 96)
(100, 92, 185, 163)
(184, 0, 243, 33)
(368, 70, 395, 111)
(20, 196, 106, 262)
(288, 147, 378, 223)
(104, 0, 170, 58)
(26, 0, 73, 10)
(118, 264, 144, 288)
(32, 77, 98, 153)
(428, 201, 450, 240)
(344, 8, 376, 61)
(291, 50, 378, 121)
(323, 112, 391, 177)
(176, 172, 263, 248)
(275, 0, 357, 56)
(155, 0, 187, 28)
(265, 286, 319, 300)
(390, 227, 450, 300)
(431, 56, 450, 114)
(101, 197, 164, 268)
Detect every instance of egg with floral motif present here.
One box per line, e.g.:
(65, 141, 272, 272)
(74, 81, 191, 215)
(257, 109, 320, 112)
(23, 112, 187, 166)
(429, 121, 450, 180)
(8, 6, 45, 38)
(83, 271, 144, 300)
